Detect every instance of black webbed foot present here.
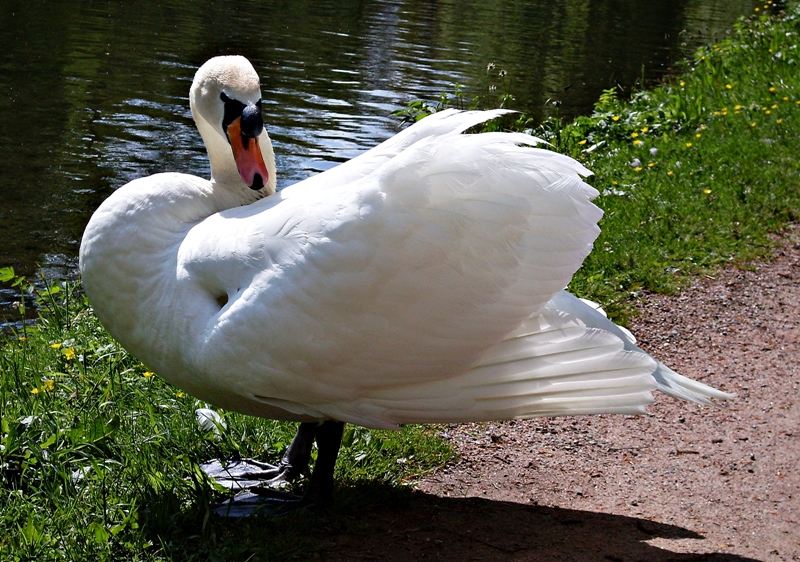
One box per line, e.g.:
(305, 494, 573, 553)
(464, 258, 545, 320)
(201, 421, 344, 516)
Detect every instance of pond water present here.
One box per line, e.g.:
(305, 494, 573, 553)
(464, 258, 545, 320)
(0, 0, 757, 317)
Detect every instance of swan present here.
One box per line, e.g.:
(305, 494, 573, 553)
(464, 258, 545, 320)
(79, 55, 731, 508)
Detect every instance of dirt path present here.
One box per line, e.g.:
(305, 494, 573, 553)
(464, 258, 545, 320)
(318, 226, 799, 562)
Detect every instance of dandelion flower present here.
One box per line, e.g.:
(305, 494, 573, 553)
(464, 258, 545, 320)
(64, 348, 76, 361)
(640, 126, 649, 133)
(31, 387, 40, 395)
(777, 119, 783, 124)
(725, 84, 732, 89)
(43, 380, 55, 392)
(143, 371, 154, 378)
(176, 392, 184, 398)
(754, 6, 760, 11)
(50, 343, 62, 349)
(18, 337, 27, 342)
(696, 133, 702, 138)
(797, 101, 800, 105)
(612, 115, 620, 121)
(769, 87, 776, 93)
(634, 166, 643, 172)
(771, 104, 777, 109)
(734, 105, 742, 111)
(750, 122, 757, 127)
(766, 110, 771, 115)
(667, 170, 674, 176)
(686, 142, 693, 147)
(703, 189, 712, 194)
(578, 139, 587, 145)
(783, 97, 789, 101)
(647, 163, 655, 168)
(713, 111, 720, 116)
(633, 139, 643, 146)
(680, 81, 686, 87)
(611, 181, 618, 186)
(631, 132, 639, 138)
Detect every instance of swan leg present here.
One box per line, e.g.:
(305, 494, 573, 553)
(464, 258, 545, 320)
(303, 420, 345, 506)
(264, 421, 316, 485)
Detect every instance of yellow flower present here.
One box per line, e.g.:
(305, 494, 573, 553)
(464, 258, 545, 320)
(754, 6, 760, 11)
(667, 170, 674, 176)
(713, 111, 720, 116)
(18, 337, 27, 342)
(634, 166, 643, 172)
(176, 392, 184, 398)
(696, 133, 702, 138)
(783, 97, 789, 101)
(631, 132, 639, 138)
(777, 119, 783, 124)
(640, 126, 649, 133)
(143, 371, 154, 378)
(701, 56, 706, 61)
(771, 104, 777, 109)
(734, 105, 742, 111)
(769, 87, 776, 93)
(31, 387, 40, 395)
(680, 81, 686, 87)
(765, 110, 771, 115)
(750, 122, 757, 127)
(725, 84, 732, 89)
(647, 163, 655, 168)
(685, 142, 693, 147)
(43, 380, 55, 392)
(578, 139, 587, 145)
(633, 139, 643, 146)
(612, 115, 620, 121)
(611, 181, 618, 186)
(703, 189, 712, 194)
(50, 343, 62, 349)
(64, 348, 76, 361)
(797, 101, 800, 105)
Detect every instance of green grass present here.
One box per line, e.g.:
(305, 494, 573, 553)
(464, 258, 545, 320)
(0, 274, 452, 560)
(3, 4, 800, 560)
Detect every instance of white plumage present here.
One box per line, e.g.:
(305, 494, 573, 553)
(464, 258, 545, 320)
(79, 56, 730, 436)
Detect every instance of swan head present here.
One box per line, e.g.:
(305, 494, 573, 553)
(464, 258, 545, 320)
(190, 56, 277, 196)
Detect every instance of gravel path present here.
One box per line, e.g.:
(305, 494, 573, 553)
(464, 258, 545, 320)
(318, 226, 799, 562)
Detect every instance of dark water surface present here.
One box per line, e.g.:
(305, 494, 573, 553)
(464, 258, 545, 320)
(0, 0, 756, 315)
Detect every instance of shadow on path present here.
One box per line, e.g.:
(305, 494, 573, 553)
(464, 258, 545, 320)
(312, 485, 760, 562)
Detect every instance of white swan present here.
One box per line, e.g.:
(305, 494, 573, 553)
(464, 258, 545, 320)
(79, 56, 730, 505)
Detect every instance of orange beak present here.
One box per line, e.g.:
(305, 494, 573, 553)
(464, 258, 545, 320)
(227, 117, 269, 190)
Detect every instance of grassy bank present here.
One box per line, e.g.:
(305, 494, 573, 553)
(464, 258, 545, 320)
(0, 273, 452, 561)
(3, 4, 800, 561)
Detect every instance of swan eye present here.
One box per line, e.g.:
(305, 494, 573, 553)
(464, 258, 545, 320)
(220, 92, 246, 136)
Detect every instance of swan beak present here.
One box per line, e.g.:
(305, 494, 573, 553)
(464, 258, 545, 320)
(227, 117, 270, 191)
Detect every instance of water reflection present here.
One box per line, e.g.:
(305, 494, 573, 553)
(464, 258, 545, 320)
(0, 0, 756, 317)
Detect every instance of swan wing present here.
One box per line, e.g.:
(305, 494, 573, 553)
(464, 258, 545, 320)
(177, 124, 603, 424)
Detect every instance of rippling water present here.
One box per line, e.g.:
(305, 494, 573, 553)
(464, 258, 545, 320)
(0, 0, 756, 317)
